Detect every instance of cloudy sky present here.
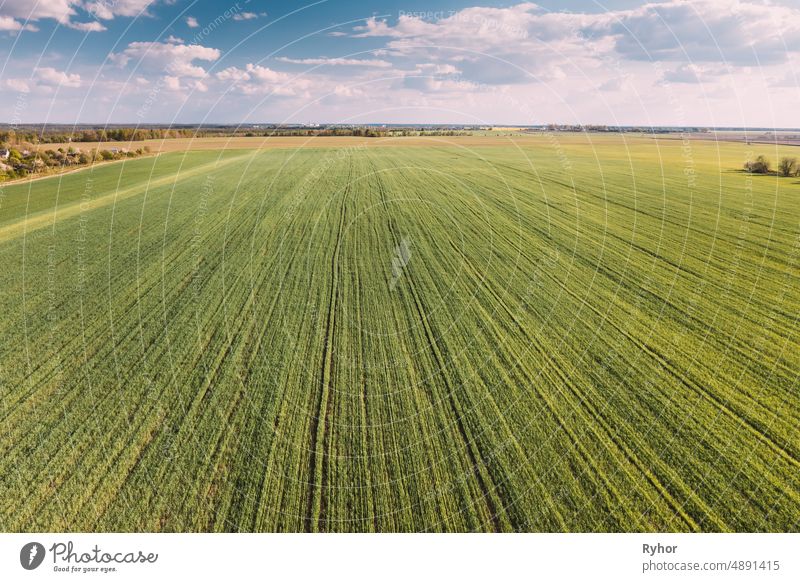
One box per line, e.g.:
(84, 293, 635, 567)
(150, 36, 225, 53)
(1, 0, 799, 126)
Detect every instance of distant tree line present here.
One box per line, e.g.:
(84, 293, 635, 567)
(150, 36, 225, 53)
(0, 127, 469, 145)
(744, 155, 800, 177)
(0, 128, 196, 144)
(542, 124, 709, 134)
(0, 145, 150, 182)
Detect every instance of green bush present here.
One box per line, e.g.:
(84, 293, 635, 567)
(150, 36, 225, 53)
(744, 155, 771, 174)
(778, 157, 797, 177)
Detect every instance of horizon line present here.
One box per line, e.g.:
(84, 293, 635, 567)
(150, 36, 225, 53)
(2, 123, 800, 131)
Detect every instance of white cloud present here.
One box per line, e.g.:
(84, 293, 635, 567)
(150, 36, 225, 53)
(769, 72, 800, 88)
(3, 78, 30, 92)
(416, 63, 460, 75)
(598, 77, 628, 92)
(332, 84, 366, 98)
(276, 57, 392, 68)
(353, 15, 438, 39)
(162, 76, 181, 91)
(0, 0, 76, 22)
(84, 0, 158, 19)
(349, 5, 594, 85)
(403, 74, 487, 94)
(0, 15, 19, 31)
(35, 67, 82, 87)
(4, 67, 82, 92)
(68, 20, 106, 32)
(215, 67, 252, 83)
(587, 0, 800, 66)
(0, 0, 161, 30)
(661, 63, 723, 84)
(110, 41, 221, 78)
(232, 12, 266, 21)
(186, 16, 199, 28)
(215, 63, 312, 96)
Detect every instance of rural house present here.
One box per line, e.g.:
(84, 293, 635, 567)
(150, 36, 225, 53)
(0, 148, 9, 160)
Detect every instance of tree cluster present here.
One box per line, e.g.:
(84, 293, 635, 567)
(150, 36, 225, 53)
(744, 155, 800, 177)
(0, 126, 470, 145)
(0, 145, 151, 182)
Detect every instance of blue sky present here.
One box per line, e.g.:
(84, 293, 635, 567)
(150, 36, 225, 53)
(1, 1, 798, 126)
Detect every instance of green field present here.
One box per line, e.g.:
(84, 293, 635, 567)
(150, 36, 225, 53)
(0, 135, 798, 532)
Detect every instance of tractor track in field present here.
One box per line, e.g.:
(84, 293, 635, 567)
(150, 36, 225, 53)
(246, 166, 335, 530)
(239, 183, 326, 529)
(352, 216, 379, 531)
(369, 157, 507, 531)
(305, 159, 353, 532)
